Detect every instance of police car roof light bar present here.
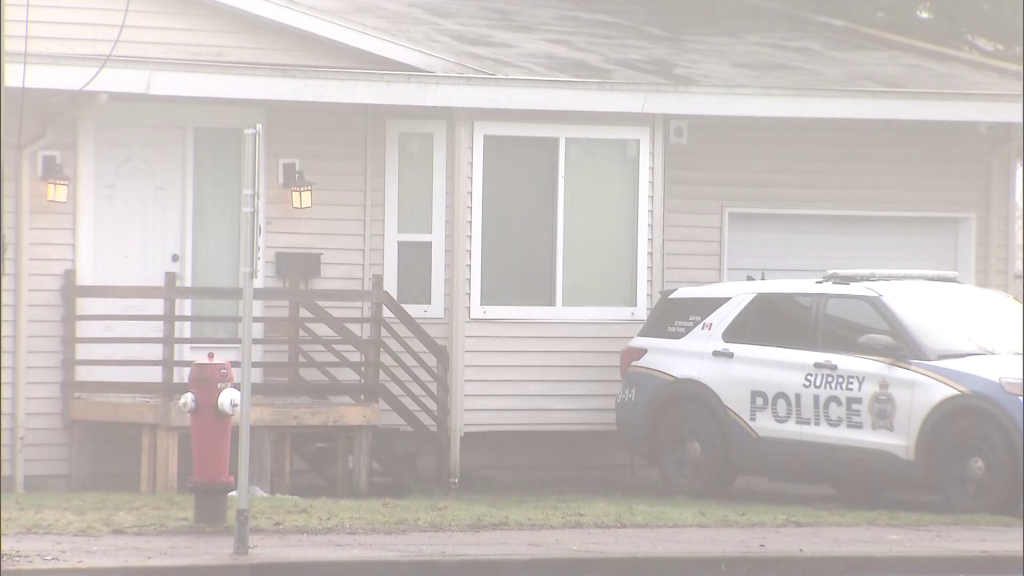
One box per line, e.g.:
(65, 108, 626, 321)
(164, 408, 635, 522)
(821, 269, 960, 284)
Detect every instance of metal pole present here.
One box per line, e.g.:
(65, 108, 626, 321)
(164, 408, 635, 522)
(1, 0, 6, 164)
(14, 150, 31, 494)
(234, 123, 261, 555)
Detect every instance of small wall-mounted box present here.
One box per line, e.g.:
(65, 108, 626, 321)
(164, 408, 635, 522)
(275, 251, 322, 280)
(668, 119, 688, 145)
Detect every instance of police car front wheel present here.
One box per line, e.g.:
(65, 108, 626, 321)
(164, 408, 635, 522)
(654, 403, 735, 497)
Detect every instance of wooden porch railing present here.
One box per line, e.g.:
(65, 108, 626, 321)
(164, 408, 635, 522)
(61, 269, 451, 480)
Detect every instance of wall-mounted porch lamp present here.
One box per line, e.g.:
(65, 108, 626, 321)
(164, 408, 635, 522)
(38, 151, 70, 203)
(279, 159, 315, 209)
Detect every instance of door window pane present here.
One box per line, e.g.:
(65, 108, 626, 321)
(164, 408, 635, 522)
(562, 138, 640, 307)
(191, 128, 242, 339)
(480, 135, 558, 306)
(397, 132, 434, 234)
(397, 241, 432, 306)
(385, 121, 447, 318)
(723, 294, 815, 349)
(820, 297, 896, 354)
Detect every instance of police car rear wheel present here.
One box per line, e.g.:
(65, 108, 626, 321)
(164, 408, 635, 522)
(655, 403, 733, 497)
(934, 418, 1016, 515)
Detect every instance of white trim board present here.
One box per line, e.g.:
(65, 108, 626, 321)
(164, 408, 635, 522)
(720, 208, 977, 285)
(74, 116, 96, 285)
(651, 115, 666, 308)
(7, 61, 1023, 123)
(384, 119, 447, 319)
(88, 101, 265, 129)
(470, 121, 651, 321)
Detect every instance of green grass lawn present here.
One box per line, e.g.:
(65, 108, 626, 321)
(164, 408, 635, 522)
(1, 492, 1020, 536)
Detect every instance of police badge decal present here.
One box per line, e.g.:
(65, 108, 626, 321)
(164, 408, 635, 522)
(868, 379, 896, 432)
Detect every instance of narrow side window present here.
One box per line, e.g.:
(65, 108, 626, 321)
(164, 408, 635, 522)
(384, 120, 447, 318)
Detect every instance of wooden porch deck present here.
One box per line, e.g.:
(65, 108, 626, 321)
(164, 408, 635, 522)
(61, 271, 450, 497)
(67, 394, 380, 496)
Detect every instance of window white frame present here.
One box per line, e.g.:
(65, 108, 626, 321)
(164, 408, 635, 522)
(721, 208, 977, 285)
(384, 119, 447, 318)
(471, 122, 650, 321)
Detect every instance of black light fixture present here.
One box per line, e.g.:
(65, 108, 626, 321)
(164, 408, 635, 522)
(280, 160, 314, 209)
(39, 152, 70, 203)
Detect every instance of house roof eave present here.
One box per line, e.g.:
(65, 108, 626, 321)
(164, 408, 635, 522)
(5, 56, 1023, 124)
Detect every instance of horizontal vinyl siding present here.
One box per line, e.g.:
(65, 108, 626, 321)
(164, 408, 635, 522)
(463, 322, 639, 430)
(664, 117, 996, 289)
(462, 112, 657, 432)
(1, 149, 14, 478)
(262, 104, 450, 432)
(0, 113, 76, 480)
(263, 104, 368, 294)
(5, 0, 418, 71)
(261, 103, 374, 419)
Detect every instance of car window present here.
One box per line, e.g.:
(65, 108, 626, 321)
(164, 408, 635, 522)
(638, 297, 731, 339)
(819, 296, 896, 355)
(722, 294, 815, 349)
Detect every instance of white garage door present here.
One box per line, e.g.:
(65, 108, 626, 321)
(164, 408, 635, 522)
(725, 212, 970, 282)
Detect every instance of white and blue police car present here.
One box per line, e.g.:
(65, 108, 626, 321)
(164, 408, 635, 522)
(615, 270, 1023, 515)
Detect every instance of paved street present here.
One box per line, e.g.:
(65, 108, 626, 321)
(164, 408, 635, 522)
(3, 525, 1022, 575)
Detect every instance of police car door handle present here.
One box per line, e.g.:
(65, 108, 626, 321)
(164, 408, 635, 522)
(813, 360, 838, 371)
(712, 348, 735, 359)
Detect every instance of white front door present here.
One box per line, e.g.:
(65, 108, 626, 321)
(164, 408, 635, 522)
(79, 125, 184, 384)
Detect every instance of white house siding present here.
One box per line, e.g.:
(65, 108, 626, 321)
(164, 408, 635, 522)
(461, 112, 656, 432)
(4, 0, 418, 71)
(1, 141, 14, 480)
(0, 105, 77, 484)
(261, 103, 451, 431)
(664, 117, 1004, 291)
(260, 102, 370, 388)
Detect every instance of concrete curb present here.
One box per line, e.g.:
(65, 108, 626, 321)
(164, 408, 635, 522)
(3, 554, 1022, 576)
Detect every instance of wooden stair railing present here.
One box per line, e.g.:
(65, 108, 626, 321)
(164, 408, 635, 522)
(62, 270, 453, 489)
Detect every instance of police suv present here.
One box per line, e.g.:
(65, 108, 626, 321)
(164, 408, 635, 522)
(615, 270, 1023, 514)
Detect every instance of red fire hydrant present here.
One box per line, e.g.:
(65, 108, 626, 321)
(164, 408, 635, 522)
(178, 352, 239, 525)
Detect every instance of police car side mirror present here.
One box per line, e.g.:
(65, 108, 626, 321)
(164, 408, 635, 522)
(857, 334, 904, 359)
